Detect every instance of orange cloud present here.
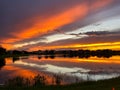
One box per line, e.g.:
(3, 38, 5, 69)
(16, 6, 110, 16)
(17, 3, 88, 38)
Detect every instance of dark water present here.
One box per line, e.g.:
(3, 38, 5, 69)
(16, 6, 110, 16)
(0, 55, 120, 84)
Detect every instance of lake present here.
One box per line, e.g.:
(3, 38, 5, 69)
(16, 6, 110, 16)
(0, 55, 120, 85)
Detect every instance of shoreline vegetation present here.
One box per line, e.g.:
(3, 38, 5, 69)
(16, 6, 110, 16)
(0, 46, 120, 59)
(0, 75, 120, 90)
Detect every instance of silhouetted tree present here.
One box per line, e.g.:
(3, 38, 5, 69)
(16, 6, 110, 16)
(0, 58, 6, 69)
(0, 46, 6, 55)
(33, 74, 46, 86)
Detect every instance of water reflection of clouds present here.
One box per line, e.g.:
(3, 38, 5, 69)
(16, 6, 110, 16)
(36, 64, 120, 81)
(14, 56, 120, 73)
(40, 64, 90, 73)
(14, 60, 90, 73)
(13, 60, 120, 81)
(71, 73, 119, 81)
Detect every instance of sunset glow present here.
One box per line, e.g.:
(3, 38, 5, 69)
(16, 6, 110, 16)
(27, 42, 120, 51)
(0, 0, 120, 51)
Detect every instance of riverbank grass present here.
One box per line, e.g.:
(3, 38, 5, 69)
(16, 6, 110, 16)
(0, 76, 120, 90)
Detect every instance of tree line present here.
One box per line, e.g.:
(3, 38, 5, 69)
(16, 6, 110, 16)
(0, 46, 120, 58)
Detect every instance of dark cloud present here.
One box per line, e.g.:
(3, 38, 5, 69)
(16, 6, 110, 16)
(82, 30, 120, 36)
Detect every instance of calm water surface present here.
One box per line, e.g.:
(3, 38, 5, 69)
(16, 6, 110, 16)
(0, 55, 120, 84)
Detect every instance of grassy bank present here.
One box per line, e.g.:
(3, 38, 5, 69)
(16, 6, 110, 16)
(0, 76, 120, 90)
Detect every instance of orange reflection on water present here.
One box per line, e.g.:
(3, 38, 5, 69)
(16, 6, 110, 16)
(5, 58, 13, 64)
(2, 66, 36, 78)
(2, 64, 60, 85)
(77, 56, 120, 64)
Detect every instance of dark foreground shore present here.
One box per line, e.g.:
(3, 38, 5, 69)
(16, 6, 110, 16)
(0, 76, 120, 90)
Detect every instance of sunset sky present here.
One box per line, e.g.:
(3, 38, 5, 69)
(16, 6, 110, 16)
(0, 0, 120, 51)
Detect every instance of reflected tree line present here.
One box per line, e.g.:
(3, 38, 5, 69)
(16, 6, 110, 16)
(0, 46, 120, 69)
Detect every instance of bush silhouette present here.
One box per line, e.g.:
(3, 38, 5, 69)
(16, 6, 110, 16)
(33, 74, 46, 86)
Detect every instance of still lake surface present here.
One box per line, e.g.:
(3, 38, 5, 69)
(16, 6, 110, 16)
(0, 55, 120, 84)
